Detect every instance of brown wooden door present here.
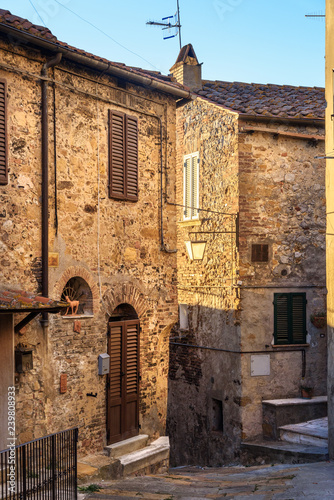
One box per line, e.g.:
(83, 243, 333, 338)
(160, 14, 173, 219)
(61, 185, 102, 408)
(107, 320, 140, 444)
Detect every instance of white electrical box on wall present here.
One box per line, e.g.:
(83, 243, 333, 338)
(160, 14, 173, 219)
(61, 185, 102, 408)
(98, 353, 110, 375)
(251, 354, 270, 376)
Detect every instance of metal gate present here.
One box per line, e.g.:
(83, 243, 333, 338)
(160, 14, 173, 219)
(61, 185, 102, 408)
(0, 428, 78, 499)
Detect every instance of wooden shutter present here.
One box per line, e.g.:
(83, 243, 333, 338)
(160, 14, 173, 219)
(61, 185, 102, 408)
(291, 294, 306, 343)
(126, 322, 139, 395)
(183, 157, 191, 219)
(109, 111, 138, 201)
(109, 110, 125, 199)
(274, 294, 289, 344)
(109, 324, 122, 399)
(0, 79, 7, 185)
(252, 244, 268, 262)
(274, 293, 306, 344)
(191, 154, 199, 219)
(125, 115, 138, 201)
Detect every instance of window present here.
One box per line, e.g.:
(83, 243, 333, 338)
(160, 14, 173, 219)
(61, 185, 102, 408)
(0, 79, 7, 185)
(183, 152, 199, 220)
(108, 110, 138, 201)
(252, 244, 269, 262)
(274, 293, 306, 345)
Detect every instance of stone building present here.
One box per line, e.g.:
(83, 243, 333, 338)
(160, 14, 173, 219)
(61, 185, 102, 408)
(0, 9, 191, 469)
(168, 45, 327, 465)
(325, 0, 334, 461)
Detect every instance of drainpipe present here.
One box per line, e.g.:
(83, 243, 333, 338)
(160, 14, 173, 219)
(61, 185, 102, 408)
(40, 53, 62, 327)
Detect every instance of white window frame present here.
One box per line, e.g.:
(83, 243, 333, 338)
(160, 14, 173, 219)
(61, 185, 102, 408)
(183, 152, 199, 221)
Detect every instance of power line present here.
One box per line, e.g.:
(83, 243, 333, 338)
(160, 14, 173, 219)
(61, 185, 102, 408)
(52, 0, 160, 71)
(28, 0, 46, 27)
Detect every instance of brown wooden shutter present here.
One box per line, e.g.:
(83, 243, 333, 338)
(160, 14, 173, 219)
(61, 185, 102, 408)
(251, 244, 268, 262)
(0, 79, 7, 186)
(126, 322, 139, 395)
(125, 115, 138, 201)
(109, 110, 125, 199)
(109, 111, 138, 201)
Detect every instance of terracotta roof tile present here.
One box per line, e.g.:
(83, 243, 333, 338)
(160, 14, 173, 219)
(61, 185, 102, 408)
(0, 287, 67, 312)
(0, 9, 184, 92)
(198, 80, 325, 120)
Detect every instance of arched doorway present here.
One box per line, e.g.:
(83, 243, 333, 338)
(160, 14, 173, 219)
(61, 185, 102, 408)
(107, 304, 140, 444)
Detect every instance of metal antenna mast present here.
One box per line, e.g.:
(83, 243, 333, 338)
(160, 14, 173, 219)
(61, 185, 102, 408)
(147, 0, 182, 50)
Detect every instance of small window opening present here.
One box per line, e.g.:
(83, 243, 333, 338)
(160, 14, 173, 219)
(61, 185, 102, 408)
(212, 398, 223, 432)
(61, 276, 93, 316)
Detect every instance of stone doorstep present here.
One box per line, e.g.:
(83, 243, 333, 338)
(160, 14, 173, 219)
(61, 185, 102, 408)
(120, 437, 170, 476)
(279, 417, 328, 447)
(104, 434, 149, 459)
(78, 437, 169, 482)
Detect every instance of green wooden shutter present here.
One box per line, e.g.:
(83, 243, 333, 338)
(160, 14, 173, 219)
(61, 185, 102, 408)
(274, 293, 306, 344)
(109, 110, 125, 199)
(291, 294, 306, 343)
(0, 79, 7, 186)
(274, 294, 289, 344)
(125, 115, 138, 201)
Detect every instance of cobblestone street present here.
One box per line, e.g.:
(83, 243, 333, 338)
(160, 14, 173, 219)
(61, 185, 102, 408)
(81, 461, 334, 499)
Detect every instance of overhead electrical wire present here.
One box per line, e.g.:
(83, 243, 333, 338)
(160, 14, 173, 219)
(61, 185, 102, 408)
(28, 0, 46, 26)
(52, 0, 161, 71)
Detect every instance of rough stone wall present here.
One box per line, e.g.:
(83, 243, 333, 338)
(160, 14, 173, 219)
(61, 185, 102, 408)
(0, 38, 178, 455)
(238, 122, 327, 440)
(325, 0, 334, 460)
(168, 97, 242, 465)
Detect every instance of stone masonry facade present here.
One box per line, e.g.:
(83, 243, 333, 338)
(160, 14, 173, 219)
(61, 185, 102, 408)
(0, 29, 179, 456)
(168, 92, 327, 465)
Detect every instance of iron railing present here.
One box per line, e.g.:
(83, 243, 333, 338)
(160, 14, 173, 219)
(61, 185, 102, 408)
(0, 428, 78, 499)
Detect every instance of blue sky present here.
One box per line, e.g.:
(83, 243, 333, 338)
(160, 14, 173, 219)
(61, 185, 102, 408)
(10, 0, 325, 87)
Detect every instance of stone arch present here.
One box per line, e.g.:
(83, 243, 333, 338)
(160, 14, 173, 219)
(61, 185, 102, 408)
(53, 266, 99, 314)
(103, 279, 152, 319)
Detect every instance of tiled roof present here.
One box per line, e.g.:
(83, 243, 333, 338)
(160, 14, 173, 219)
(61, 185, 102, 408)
(197, 80, 325, 120)
(0, 287, 67, 312)
(0, 9, 184, 91)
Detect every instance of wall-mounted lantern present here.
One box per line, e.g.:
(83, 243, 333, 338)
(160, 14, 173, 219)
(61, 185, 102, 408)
(15, 348, 33, 373)
(184, 240, 207, 261)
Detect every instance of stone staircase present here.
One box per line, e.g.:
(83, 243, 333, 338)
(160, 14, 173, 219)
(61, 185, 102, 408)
(241, 396, 328, 465)
(78, 435, 170, 482)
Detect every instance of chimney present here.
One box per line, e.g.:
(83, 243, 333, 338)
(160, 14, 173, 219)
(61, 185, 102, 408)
(170, 44, 202, 91)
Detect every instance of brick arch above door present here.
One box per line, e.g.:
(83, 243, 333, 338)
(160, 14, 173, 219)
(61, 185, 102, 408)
(103, 279, 152, 319)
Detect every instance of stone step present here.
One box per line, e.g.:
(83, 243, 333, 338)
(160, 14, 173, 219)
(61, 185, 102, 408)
(120, 436, 170, 476)
(279, 417, 328, 447)
(262, 396, 327, 440)
(104, 434, 148, 459)
(240, 439, 328, 465)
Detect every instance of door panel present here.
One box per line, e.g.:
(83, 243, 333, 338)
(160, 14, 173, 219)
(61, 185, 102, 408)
(107, 320, 140, 444)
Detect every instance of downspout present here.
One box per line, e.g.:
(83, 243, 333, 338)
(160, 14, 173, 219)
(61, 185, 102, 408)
(40, 52, 62, 327)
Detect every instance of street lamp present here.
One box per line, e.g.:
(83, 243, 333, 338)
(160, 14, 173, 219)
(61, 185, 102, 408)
(184, 240, 207, 261)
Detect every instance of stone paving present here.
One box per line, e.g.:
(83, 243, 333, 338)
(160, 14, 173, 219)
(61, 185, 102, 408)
(80, 460, 334, 499)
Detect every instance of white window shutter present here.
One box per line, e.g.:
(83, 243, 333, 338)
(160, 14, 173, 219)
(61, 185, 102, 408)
(183, 157, 191, 219)
(191, 154, 199, 219)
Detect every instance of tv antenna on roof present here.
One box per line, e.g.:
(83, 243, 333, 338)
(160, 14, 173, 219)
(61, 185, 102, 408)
(146, 0, 182, 50)
(305, 12, 325, 18)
